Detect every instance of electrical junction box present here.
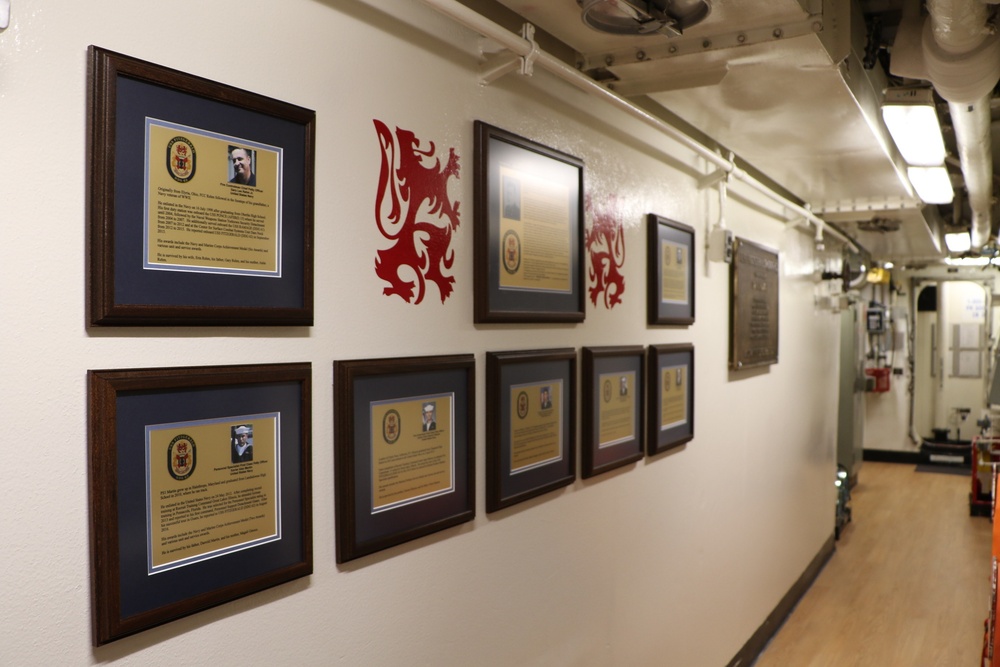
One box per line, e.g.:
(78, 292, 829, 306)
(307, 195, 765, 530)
(708, 227, 733, 263)
(866, 303, 886, 333)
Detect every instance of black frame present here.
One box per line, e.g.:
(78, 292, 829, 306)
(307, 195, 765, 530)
(486, 348, 577, 511)
(334, 355, 475, 563)
(474, 121, 585, 323)
(647, 214, 695, 325)
(581, 346, 645, 478)
(647, 344, 694, 456)
(87, 45, 315, 326)
(88, 363, 312, 645)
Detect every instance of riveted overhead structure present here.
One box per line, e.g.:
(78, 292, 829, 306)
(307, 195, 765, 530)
(454, 0, 1000, 263)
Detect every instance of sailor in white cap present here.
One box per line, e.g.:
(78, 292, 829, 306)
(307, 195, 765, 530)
(421, 403, 436, 432)
(232, 424, 253, 463)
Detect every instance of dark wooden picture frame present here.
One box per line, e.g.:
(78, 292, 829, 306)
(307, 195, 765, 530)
(88, 363, 312, 645)
(486, 348, 577, 511)
(474, 121, 585, 323)
(647, 344, 694, 456)
(582, 346, 645, 478)
(647, 214, 695, 325)
(87, 45, 315, 326)
(334, 355, 475, 563)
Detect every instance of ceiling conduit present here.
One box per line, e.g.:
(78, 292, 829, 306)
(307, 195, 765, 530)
(923, 0, 1000, 249)
(414, 0, 860, 252)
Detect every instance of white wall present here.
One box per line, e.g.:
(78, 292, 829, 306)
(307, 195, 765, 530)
(862, 280, 916, 452)
(937, 281, 989, 439)
(0, 1, 839, 665)
(866, 273, 998, 453)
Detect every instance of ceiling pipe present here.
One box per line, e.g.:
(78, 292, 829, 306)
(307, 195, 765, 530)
(413, 0, 861, 252)
(948, 96, 992, 246)
(922, 0, 1000, 249)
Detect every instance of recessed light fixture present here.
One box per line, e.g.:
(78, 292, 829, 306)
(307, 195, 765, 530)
(944, 231, 972, 253)
(881, 90, 947, 167)
(944, 256, 995, 267)
(907, 166, 954, 205)
(579, 0, 711, 37)
(881, 88, 953, 205)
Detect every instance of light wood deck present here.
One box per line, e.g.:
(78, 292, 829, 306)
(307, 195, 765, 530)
(753, 461, 993, 667)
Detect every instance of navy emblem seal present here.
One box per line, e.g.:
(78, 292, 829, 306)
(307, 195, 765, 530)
(382, 409, 401, 444)
(166, 136, 196, 183)
(516, 391, 529, 419)
(502, 230, 521, 275)
(167, 434, 196, 481)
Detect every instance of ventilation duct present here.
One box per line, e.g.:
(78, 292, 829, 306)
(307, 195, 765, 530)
(893, 0, 1000, 249)
(857, 216, 902, 233)
(578, 0, 711, 37)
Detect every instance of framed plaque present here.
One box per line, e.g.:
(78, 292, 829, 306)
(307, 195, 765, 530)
(334, 355, 475, 563)
(647, 344, 694, 456)
(486, 349, 576, 511)
(88, 363, 312, 645)
(582, 346, 645, 478)
(87, 46, 315, 325)
(729, 237, 779, 369)
(474, 121, 585, 323)
(647, 214, 695, 325)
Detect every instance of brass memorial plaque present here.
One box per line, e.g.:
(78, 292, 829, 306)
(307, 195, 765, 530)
(729, 238, 779, 369)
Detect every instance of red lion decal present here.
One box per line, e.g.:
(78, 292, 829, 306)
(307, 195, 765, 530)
(373, 120, 461, 304)
(585, 197, 626, 309)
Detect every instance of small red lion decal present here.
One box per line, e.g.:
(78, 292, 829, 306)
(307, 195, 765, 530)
(585, 197, 626, 309)
(373, 120, 461, 304)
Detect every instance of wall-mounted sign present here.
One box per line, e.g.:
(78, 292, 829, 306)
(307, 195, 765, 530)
(729, 238, 779, 370)
(87, 46, 315, 326)
(473, 122, 585, 323)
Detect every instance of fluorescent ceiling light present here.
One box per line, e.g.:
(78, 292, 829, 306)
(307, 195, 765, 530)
(944, 256, 995, 267)
(882, 103, 947, 166)
(944, 231, 971, 253)
(907, 166, 954, 204)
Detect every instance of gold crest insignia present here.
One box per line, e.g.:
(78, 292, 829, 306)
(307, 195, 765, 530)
(166, 136, 197, 183)
(382, 410, 401, 444)
(167, 434, 196, 480)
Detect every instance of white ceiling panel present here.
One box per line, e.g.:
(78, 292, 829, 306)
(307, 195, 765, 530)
(484, 0, 949, 260)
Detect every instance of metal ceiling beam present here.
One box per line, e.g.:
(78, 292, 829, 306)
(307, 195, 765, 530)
(577, 14, 824, 71)
(418, 0, 861, 251)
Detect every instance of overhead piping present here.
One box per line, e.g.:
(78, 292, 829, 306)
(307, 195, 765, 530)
(415, 0, 860, 252)
(922, 0, 1000, 249)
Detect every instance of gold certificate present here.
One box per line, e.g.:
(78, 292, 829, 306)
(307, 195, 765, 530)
(660, 240, 689, 304)
(660, 365, 688, 430)
(370, 394, 454, 513)
(598, 371, 636, 448)
(145, 119, 281, 276)
(147, 414, 279, 574)
(510, 380, 563, 472)
(498, 165, 572, 293)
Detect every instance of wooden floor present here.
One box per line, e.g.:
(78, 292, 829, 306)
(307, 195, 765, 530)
(753, 461, 993, 667)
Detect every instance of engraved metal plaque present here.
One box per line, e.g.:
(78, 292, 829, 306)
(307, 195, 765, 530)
(729, 238, 779, 370)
